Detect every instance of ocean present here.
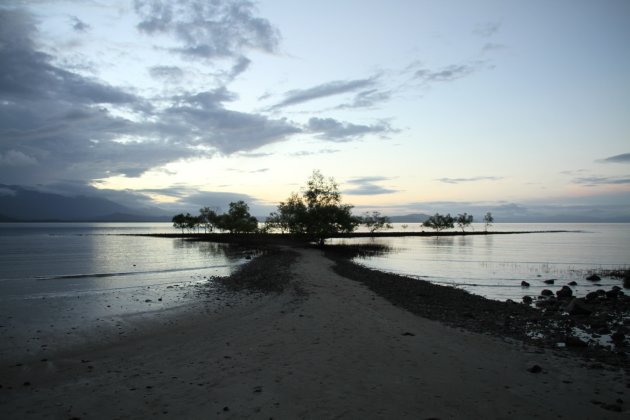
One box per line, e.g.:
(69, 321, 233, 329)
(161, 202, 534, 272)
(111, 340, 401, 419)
(0, 223, 251, 359)
(1, 222, 628, 359)
(333, 223, 630, 301)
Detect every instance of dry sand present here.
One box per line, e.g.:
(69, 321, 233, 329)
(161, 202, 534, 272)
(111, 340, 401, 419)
(1, 247, 628, 419)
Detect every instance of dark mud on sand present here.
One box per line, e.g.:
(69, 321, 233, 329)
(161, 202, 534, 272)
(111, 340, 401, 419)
(323, 244, 630, 370)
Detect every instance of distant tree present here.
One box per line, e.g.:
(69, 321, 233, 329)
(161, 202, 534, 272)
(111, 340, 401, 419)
(483, 212, 494, 232)
(215, 201, 258, 233)
(456, 213, 474, 232)
(268, 170, 360, 246)
(172, 213, 187, 234)
(186, 214, 201, 233)
(422, 213, 455, 234)
(362, 211, 393, 234)
(401, 224, 409, 230)
(266, 192, 307, 234)
(172, 213, 198, 233)
(199, 207, 218, 233)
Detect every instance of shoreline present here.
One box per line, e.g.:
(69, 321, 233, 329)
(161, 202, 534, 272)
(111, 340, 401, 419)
(1, 243, 628, 418)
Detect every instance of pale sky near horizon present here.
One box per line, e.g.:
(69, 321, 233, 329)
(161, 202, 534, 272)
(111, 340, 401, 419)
(1, 0, 629, 220)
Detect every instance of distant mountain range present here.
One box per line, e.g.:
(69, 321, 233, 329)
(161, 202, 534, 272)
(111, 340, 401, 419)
(0, 184, 170, 222)
(1, 184, 628, 223)
(388, 213, 431, 223)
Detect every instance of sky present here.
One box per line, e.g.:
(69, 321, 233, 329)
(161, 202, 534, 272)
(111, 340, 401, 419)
(1, 0, 629, 221)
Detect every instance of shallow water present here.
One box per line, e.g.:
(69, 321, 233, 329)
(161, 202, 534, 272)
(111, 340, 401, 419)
(0, 223, 249, 359)
(331, 223, 630, 301)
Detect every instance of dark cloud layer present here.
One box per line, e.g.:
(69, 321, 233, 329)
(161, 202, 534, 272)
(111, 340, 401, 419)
(134, 0, 280, 60)
(307, 117, 394, 142)
(344, 176, 398, 196)
(599, 153, 630, 164)
(271, 78, 375, 109)
(0, 6, 300, 186)
(572, 176, 630, 186)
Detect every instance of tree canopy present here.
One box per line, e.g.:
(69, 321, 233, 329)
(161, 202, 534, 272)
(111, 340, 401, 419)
(266, 170, 360, 245)
(362, 211, 393, 234)
(422, 213, 455, 233)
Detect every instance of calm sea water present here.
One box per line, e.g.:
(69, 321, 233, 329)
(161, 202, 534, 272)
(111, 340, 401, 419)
(0, 223, 250, 359)
(332, 223, 630, 301)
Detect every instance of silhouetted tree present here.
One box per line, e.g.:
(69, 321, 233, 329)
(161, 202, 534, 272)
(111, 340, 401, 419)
(456, 213, 473, 232)
(267, 170, 360, 246)
(215, 201, 258, 233)
(422, 213, 454, 233)
(362, 211, 393, 234)
(484, 212, 494, 232)
(199, 207, 218, 233)
(172, 213, 187, 234)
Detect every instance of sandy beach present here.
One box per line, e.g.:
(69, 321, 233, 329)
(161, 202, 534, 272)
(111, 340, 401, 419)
(1, 246, 628, 419)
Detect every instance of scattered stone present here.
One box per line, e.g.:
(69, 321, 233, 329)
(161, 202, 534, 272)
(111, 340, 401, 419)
(624, 277, 630, 289)
(223, 407, 230, 412)
(611, 331, 626, 342)
(522, 296, 533, 305)
(540, 289, 554, 297)
(521, 281, 530, 287)
(568, 281, 578, 286)
(401, 332, 415, 336)
(145, 299, 152, 303)
(586, 274, 601, 282)
(565, 298, 592, 316)
(565, 336, 588, 347)
(528, 365, 542, 373)
(543, 279, 555, 285)
(23, 381, 31, 386)
(556, 286, 573, 299)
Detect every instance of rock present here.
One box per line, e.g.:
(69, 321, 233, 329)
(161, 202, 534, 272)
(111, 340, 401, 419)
(566, 298, 592, 316)
(401, 332, 415, 336)
(556, 286, 573, 299)
(521, 281, 530, 287)
(565, 336, 588, 347)
(522, 296, 533, 304)
(624, 277, 630, 289)
(540, 289, 554, 297)
(586, 274, 601, 282)
(606, 289, 619, 299)
(568, 281, 578, 286)
(543, 279, 555, 285)
(585, 290, 606, 301)
(611, 331, 625, 342)
(528, 364, 542, 373)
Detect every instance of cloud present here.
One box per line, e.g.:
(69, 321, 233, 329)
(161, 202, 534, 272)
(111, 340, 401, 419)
(572, 176, 630, 186)
(336, 89, 392, 109)
(163, 91, 300, 153)
(415, 64, 477, 83)
(436, 176, 503, 184)
(344, 176, 398, 196)
(271, 78, 375, 109)
(598, 153, 630, 164)
(0, 7, 301, 186)
(0, 150, 37, 167)
(70, 16, 90, 32)
(149, 65, 184, 81)
(306, 117, 394, 142)
(134, 0, 280, 59)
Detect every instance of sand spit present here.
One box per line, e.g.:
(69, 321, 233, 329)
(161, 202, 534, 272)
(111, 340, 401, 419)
(1, 246, 627, 419)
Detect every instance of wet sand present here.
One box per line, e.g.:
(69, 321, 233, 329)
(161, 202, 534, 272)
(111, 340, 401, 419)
(1, 246, 628, 418)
